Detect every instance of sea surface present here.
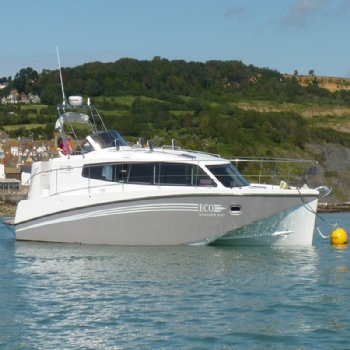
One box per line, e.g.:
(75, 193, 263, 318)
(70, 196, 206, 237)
(1, 213, 350, 349)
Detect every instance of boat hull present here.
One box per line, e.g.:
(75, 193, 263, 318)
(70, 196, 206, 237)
(213, 199, 318, 246)
(15, 191, 318, 246)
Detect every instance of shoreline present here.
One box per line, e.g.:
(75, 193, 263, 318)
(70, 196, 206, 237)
(0, 202, 16, 218)
(0, 189, 28, 218)
(317, 203, 350, 213)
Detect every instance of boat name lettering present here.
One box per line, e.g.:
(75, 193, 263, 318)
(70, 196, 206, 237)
(199, 204, 225, 217)
(59, 165, 73, 173)
(199, 204, 216, 213)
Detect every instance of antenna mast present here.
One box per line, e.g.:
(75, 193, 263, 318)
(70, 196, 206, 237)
(56, 46, 67, 105)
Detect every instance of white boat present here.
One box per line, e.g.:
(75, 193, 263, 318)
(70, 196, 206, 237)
(14, 97, 328, 246)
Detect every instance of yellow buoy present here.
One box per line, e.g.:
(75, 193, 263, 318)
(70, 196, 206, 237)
(330, 228, 348, 245)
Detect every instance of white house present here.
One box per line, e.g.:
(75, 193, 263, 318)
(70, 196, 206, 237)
(10, 146, 19, 157)
(0, 164, 5, 179)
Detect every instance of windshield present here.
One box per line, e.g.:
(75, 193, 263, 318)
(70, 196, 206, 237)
(80, 131, 129, 153)
(206, 163, 250, 188)
(91, 131, 129, 148)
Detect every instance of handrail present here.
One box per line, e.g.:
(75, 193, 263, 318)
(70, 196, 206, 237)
(228, 157, 318, 186)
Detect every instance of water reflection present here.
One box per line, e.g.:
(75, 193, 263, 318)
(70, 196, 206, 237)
(13, 242, 321, 284)
(11, 242, 324, 346)
(2, 215, 350, 348)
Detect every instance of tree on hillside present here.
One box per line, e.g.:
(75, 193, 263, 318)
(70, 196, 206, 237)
(309, 69, 315, 76)
(13, 67, 39, 93)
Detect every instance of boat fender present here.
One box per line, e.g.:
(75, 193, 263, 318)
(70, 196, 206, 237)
(280, 181, 290, 189)
(330, 228, 347, 245)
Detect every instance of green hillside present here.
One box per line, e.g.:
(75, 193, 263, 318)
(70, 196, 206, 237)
(1, 58, 350, 201)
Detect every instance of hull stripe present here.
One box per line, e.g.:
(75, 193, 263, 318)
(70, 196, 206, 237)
(17, 203, 226, 232)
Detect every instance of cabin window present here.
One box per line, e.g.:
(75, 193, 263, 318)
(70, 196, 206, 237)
(82, 162, 216, 187)
(82, 163, 120, 182)
(128, 163, 154, 184)
(206, 164, 249, 188)
(117, 164, 128, 182)
(82, 164, 105, 180)
(155, 163, 215, 187)
(102, 165, 114, 181)
(156, 163, 191, 185)
(193, 166, 216, 187)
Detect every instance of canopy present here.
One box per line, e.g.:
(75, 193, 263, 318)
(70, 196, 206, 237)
(55, 112, 90, 131)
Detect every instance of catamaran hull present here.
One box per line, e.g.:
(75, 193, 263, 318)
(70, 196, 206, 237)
(213, 199, 318, 246)
(15, 192, 318, 246)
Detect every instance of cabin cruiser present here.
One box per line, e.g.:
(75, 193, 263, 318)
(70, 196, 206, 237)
(14, 96, 326, 246)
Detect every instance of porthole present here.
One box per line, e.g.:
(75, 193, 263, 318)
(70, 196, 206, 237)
(230, 205, 242, 215)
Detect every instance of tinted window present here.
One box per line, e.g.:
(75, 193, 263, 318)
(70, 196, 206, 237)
(155, 163, 215, 186)
(82, 163, 119, 181)
(92, 131, 129, 148)
(206, 164, 249, 188)
(128, 163, 154, 184)
(157, 163, 191, 185)
(82, 164, 105, 180)
(79, 131, 129, 154)
(82, 162, 216, 187)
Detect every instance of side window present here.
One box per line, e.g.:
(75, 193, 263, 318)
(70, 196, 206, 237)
(193, 166, 216, 187)
(82, 163, 120, 182)
(206, 164, 249, 188)
(117, 164, 128, 182)
(128, 163, 154, 184)
(82, 162, 216, 187)
(82, 163, 145, 183)
(157, 163, 191, 185)
(102, 165, 114, 181)
(82, 165, 105, 180)
(154, 163, 216, 186)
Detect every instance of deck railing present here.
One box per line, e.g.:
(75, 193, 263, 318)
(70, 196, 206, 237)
(229, 157, 318, 187)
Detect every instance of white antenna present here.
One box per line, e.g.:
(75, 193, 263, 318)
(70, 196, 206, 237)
(56, 46, 67, 105)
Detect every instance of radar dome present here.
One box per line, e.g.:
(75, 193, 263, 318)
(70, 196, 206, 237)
(69, 96, 83, 106)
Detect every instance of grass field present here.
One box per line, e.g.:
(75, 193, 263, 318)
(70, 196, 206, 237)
(3, 124, 44, 132)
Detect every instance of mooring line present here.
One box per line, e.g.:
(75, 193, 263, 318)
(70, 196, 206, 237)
(297, 188, 337, 239)
(1, 218, 16, 237)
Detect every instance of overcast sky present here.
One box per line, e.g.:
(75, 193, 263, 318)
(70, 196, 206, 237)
(1, 0, 350, 78)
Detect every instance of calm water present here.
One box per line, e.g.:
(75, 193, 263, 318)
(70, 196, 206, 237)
(1, 214, 350, 349)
